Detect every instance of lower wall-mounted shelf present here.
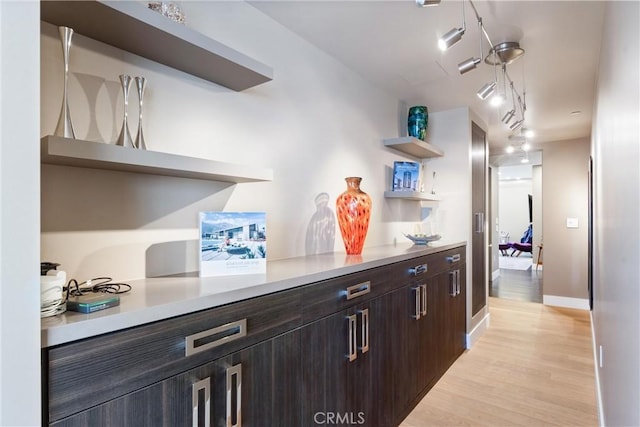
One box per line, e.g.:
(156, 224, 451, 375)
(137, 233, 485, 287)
(384, 191, 441, 201)
(41, 136, 273, 183)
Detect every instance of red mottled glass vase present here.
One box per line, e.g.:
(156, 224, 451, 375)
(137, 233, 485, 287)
(336, 177, 372, 255)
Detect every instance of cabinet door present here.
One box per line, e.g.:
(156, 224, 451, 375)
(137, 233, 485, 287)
(392, 279, 438, 421)
(300, 296, 393, 427)
(434, 266, 467, 375)
(51, 331, 301, 427)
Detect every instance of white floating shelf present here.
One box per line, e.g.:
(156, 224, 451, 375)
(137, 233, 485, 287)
(41, 1, 273, 91)
(383, 137, 444, 159)
(41, 136, 273, 183)
(384, 191, 441, 201)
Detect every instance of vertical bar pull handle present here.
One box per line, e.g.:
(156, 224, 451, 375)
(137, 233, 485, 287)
(347, 314, 358, 362)
(420, 284, 428, 316)
(192, 378, 211, 427)
(449, 271, 456, 297)
(359, 308, 369, 354)
(456, 270, 461, 296)
(226, 364, 242, 427)
(475, 212, 485, 233)
(413, 286, 421, 320)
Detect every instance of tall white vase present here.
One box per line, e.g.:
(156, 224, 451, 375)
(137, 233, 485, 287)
(134, 76, 147, 150)
(116, 74, 134, 148)
(54, 26, 75, 139)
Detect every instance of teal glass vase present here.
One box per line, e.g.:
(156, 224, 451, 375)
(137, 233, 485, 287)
(408, 106, 428, 141)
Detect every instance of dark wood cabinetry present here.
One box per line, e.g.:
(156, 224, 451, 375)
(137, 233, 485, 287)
(43, 246, 467, 427)
(300, 294, 395, 426)
(50, 330, 301, 427)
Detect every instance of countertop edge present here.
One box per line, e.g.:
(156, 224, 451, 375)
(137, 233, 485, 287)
(41, 242, 466, 347)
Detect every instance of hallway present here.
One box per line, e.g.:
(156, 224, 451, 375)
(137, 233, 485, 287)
(490, 259, 543, 304)
(401, 297, 598, 426)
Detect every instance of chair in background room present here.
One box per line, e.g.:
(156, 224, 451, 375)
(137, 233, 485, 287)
(510, 224, 533, 257)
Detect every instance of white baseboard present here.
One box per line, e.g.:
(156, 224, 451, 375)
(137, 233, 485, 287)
(466, 312, 490, 349)
(491, 269, 500, 281)
(542, 295, 590, 310)
(590, 311, 604, 427)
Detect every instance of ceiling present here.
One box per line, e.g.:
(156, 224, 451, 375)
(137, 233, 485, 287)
(249, 0, 606, 160)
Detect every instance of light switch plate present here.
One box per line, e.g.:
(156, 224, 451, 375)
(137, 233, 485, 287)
(566, 217, 579, 228)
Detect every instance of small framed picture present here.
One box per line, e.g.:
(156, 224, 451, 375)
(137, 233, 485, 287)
(199, 212, 267, 277)
(392, 161, 421, 191)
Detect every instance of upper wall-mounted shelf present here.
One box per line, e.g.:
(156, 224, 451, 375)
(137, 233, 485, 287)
(41, 136, 273, 183)
(40, 1, 273, 91)
(383, 137, 444, 159)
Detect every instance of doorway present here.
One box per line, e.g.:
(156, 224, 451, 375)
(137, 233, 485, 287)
(489, 152, 543, 303)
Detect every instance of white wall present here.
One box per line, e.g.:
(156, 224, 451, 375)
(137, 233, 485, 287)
(40, 2, 431, 281)
(498, 178, 532, 246)
(0, 1, 41, 425)
(542, 137, 590, 305)
(591, 1, 640, 425)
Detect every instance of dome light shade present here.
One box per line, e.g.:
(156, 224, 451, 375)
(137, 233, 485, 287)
(438, 27, 465, 51)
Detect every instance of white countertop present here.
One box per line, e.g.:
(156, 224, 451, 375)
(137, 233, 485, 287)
(41, 241, 465, 347)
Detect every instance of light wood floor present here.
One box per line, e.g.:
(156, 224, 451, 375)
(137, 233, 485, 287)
(401, 297, 598, 427)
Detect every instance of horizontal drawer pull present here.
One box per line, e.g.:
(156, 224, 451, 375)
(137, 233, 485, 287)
(409, 263, 428, 276)
(447, 254, 461, 263)
(345, 281, 371, 300)
(185, 319, 247, 356)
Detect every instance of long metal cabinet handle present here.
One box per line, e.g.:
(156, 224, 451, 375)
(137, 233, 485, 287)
(449, 271, 456, 297)
(347, 314, 358, 362)
(413, 286, 421, 320)
(359, 309, 369, 354)
(346, 281, 371, 300)
(226, 364, 242, 427)
(192, 378, 211, 427)
(185, 319, 247, 356)
(409, 264, 428, 276)
(456, 270, 461, 296)
(420, 284, 427, 316)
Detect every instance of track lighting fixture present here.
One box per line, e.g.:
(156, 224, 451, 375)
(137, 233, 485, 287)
(415, 0, 441, 7)
(522, 128, 535, 138)
(427, 0, 531, 135)
(439, 27, 465, 51)
(477, 81, 496, 100)
(505, 145, 515, 154)
(502, 109, 515, 124)
(458, 57, 481, 74)
(438, 0, 465, 51)
(509, 119, 523, 132)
